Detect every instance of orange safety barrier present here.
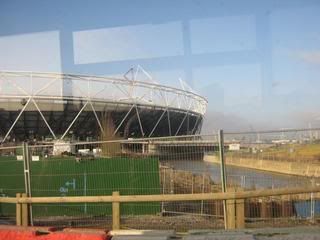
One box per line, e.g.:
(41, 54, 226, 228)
(0, 226, 111, 240)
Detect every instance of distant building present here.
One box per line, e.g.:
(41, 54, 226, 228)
(229, 143, 240, 151)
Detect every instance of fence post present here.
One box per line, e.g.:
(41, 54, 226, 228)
(225, 187, 245, 229)
(311, 178, 315, 223)
(218, 129, 228, 229)
(112, 191, 120, 230)
(21, 193, 29, 226)
(260, 199, 268, 218)
(236, 198, 245, 229)
(161, 168, 166, 213)
(200, 173, 205, 215)
(226, 187, 235, 229)
(226, 198, 236, 229)
(22, 142, 33, 225)
(16, 193, 22, 226)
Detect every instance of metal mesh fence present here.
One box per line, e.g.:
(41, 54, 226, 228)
(0, 128, 319, 230)
(221, 129, 320, 188)
(221, 129, 320, 228)
(21, 135, 221, 229)
(28, 141, 159, 227)
(0, 145, 24, 225)
(223, 128, 320, 164)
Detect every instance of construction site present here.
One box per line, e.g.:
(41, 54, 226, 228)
(1, 1, 320, 238)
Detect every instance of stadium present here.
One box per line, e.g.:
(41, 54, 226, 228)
(0, 68, 207, 143)
(0, 69, 208, 223)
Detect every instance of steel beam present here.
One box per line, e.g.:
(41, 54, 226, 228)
(135, 105, 144, 137)
(60, 101, 89, 140)
(148, 109, 166, 137)
(113, 105, 134, 136)
(2, 98, 31, 143)
(89, 101, 104, 134)
(175, 111, 189, 136)
(32, 99, 57, 139)
(167, 110, 172, 136)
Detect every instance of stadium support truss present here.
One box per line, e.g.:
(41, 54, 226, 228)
(0, 68, 207, 142)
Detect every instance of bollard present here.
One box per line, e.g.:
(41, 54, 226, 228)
(16, 193, 22, 226)
(112, 191, 120, 230)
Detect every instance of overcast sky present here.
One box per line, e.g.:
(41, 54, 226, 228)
(1, 0, 320, 132)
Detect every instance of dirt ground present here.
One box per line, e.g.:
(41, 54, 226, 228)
(31, 214, 320, 232)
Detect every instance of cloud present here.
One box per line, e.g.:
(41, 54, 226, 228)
(295, 51, 320, 65)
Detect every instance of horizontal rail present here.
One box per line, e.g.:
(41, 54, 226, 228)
(4, 127, 319, 149)
(26, 133, 209, 148)
(0, 197, 17, 203)
(2, 186, 320, 204)
(0, 145, 22, 150)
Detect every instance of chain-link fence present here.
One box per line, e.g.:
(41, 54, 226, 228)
(0, 128, 320, 230)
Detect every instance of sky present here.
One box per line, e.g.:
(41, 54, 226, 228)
(0, 0, 320, 133)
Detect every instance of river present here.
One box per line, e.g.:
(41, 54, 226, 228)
(166, 160, 320, 189)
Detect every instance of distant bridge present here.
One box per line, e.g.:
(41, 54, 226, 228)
(121, 140, 274, 160)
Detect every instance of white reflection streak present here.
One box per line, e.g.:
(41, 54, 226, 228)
(73, 22, 183, 64)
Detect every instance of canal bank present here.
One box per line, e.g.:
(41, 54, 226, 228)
(204, 155, 320, 178)
(164, 159, 320, 220)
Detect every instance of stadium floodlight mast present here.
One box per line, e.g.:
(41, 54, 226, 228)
(0, 67, 207, 143)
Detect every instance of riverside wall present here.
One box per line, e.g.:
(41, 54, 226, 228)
(204, 155, 320, 177)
